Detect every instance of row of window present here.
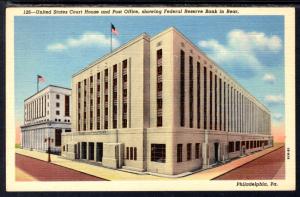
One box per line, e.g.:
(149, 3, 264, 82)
(151, 143, 202, 163)
(228, 140, 269, 153)
(126, 147, 137, 160)
(75, 142, 104, 162)
(179, 50, 271, 134)
(77, 59, 128, 131)
(157, 49, 163, 127)
(54, 118, 70, 123)
(177, 143, 201, 163)
(25, 93, 70, 121)
(25, 94, 47, 121)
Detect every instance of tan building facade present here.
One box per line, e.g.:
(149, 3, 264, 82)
(62, 27, 273, 175)
(21, 85, 71, 153)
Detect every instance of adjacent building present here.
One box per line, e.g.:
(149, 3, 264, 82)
(21, 85, 71, 153)
(62, 27, 273, 175)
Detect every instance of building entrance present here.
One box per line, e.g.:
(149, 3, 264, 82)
(88, 142, 94, 160)
(96, 142, 103, 162)
(81, 142, 87, 159)
(55, 129, 62, 146)
(214, 142, 219, 163)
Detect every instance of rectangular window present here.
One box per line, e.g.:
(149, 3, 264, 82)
(235, 141, 240, 151)
(215, 75, 218, 130)
(81, 142, 87, 159)
(237, 92, 239, 132)
(231, 87, 233, 132)
(126, 147, 129, 159)
(157, 117, 162, 127)
(130, 147, 133, 160)
(236, 91, 238, 133)
(224, 82, 226, 131)
(134, 147, 137, 160)
(234, 89, 237, 132)
(56, 110, 60, 115)
(227, 84, 230, 132)
(240, 93, 242, 133)
(151, 144, 166, 163)
(104, 69, 109, 129)
(97, 74, 100, 130)
(177, 144, 183, 162)
(187, 143, 192, 161)
(209, 71, 212, 130)
(189, 56, 193, 128)
(44, 95, 46, 118)
(180, 50, 185, 127)
(65, 95, 70, 117)
(219, 78, 222, 130)
(157, 49, 163, 127)
(113, 65, 118, 129)
(83, 79, 87, 131)
(204, 67, 207, 129)
(122, 59, 128, 128)
(195, 143, 200, 159)
(90, 76, 94, 130)
(197, 62, 200, 128)
(88, 142, 94, 160)
(228, 141, 234, 153)
(242, 141, 245, 148)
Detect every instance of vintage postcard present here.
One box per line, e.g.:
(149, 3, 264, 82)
(6, 6, 295, 191)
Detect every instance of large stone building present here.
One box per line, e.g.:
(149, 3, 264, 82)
(62, 27, 273, 175)
(21, 85, 71, 153)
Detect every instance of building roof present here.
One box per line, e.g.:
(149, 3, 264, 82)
(24, 85, 71, 102)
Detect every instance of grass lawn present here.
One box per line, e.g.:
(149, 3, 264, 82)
(15, 144, 21, 148)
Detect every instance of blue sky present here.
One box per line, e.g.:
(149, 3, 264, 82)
(15, 16, 285, 126)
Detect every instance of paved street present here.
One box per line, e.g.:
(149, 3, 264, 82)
(215, 146, 285, 180)
(15, 144, 284, 181)
(16, 154, 107, 181)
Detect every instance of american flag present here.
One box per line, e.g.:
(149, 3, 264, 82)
(111, 24, 119, 36)
(37, 75, 45, 83)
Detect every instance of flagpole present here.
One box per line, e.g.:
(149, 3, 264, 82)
(37, 75, 39, 92)
(110, 23, 112, 53)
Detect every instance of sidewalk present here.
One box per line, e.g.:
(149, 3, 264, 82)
(183, 143, 284, 180)
(15, 167, 37, 181)
(15, 143, 283, 181)
(15, 149, 168, 181)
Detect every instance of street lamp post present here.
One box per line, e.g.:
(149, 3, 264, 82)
(44, 137, 54, 162)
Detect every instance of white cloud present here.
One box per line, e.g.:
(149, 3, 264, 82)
(272, 112, 283, 121)
(263, 73, 276, 84)
(198, 29, 282, 72)
(47, 43, 67, 52)
(264, 94, 284, 105)
(227, 29, 281, 52)
(47, 31, 120, 52)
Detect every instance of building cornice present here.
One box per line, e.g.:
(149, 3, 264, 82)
(21, 121, 71, 129)
(24, 85, 71, 102)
